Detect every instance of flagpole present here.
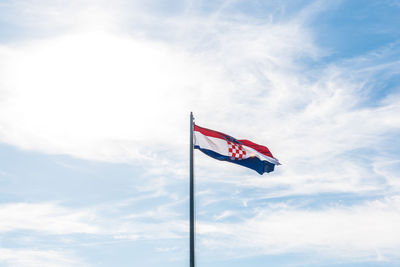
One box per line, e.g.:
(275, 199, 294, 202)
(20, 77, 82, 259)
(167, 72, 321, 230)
(189, 112, 195, 267)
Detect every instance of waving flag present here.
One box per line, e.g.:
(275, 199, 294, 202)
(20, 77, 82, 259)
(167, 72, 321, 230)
(194, 124, 280, 174)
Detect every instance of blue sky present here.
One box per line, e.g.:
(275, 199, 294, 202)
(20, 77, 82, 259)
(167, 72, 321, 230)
(0, 0, 399, 266)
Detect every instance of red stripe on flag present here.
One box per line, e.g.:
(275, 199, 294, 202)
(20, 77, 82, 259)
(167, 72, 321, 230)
(239, 139, 274, 158)
(194, 124, 228, 140)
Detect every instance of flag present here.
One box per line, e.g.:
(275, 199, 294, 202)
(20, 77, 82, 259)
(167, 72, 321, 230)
(194, 124, 280, 174)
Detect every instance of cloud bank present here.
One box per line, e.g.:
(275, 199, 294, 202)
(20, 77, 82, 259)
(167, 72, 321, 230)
(198, 196, 400, 262)
(0, 0, 400, 264)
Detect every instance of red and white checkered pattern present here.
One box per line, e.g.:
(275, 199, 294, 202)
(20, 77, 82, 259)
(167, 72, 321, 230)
(228, 141, 246, 160)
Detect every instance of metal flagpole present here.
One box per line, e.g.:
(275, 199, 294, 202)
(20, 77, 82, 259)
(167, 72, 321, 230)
(189, 112, 195, 267)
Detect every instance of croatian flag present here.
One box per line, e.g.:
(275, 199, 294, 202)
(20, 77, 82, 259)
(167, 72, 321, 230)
(194, 124, 280, 174)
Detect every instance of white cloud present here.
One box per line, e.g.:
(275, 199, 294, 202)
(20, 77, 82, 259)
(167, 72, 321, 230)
(0, 1, 400, 264)
(0, 2, 320, 165)
(0, 0, 399, 195)
(197, 196, 400, 262)
(0, 199, 182, 239)
(0, 202, 98, 234)
(0, 200, 186, 256)
(0, 248, 87, 267)
(0, 0, 131, 34)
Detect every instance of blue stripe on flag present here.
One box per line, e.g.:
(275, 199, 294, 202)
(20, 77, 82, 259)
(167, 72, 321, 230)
(194, 146, 275, 174)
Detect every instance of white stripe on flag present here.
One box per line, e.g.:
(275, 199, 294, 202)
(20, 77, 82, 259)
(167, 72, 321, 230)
(241, 145, 280, 165)
(194, 131, 228, 156)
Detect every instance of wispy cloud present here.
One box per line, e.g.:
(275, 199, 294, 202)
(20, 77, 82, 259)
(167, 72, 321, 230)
(0, 200, 187, 262)
(0, 1, 322, 172)
(197, 196, 400, 262)
(0, 248, 87, 267)
(0, 202, 98, 234)
(0, 0, 399, 265)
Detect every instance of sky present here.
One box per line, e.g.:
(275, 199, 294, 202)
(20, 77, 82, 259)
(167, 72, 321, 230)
(0, 0, 399, 266)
